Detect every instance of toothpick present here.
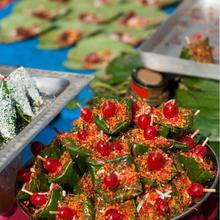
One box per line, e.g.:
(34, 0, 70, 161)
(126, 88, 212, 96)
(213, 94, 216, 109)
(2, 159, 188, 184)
(204, 188, 216, 193)
(76, 103, 83, 111)
(194, 110, 200, 117)
(150, 114, 154, 126)
(202, 137, 209, 146)
(49, 211, 59, 215)
(37, 155, 46, 162)
(190, 129, 200, 138)
(185, 36, 191, 45)
(21, 188, 33, 196)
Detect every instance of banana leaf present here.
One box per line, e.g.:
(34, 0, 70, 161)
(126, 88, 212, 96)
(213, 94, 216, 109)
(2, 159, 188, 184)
(0, 80, 17, 141)
(38, 21, 101, 49)
(13, 0, 70, 20)
(177, 154, 214, 183)
(64, 35, 135, 70)
(0, 14, 52, 43)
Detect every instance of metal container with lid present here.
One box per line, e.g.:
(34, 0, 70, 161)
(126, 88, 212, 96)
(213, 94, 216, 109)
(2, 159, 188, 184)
(128, 67, 169, 106)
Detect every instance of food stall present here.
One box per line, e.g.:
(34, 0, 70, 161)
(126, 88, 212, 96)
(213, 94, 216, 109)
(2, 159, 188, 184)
(0, 0, 219, 219)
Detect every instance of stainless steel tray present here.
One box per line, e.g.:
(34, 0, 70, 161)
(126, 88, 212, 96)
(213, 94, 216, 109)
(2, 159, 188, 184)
(139, 0, 220, 80)
(0, 65, 93, 172)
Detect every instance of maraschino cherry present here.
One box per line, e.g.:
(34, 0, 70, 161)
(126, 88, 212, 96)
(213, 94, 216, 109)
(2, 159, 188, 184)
(179, 129, 199, 148)
(102, 101, 117, 118)
(105, 208, 123, 220)
(193, 137, 209, 157)
(163, 101, 178, 119)
(144, 126, 157, 140)
(31, 141, 45, 156)
(137, 114, 151, 130)
(96, 140, 110, 156)
(57, 207, 78, 220)
(17, 168, 31, 183)
(111, 141, 123, 151)
(187, 183, 204, 198)
(81, 107, 93, 123)
(77, 130, 88, 140)
(155, 198, 168, 215)
(103, 172, 119, 190)
(38, 156, 61, 173)
(30, 193, 48, 207)
(147, 151, 165, 171)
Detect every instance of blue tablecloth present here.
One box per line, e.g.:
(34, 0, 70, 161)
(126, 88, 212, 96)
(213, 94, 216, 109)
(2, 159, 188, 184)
(0, 2, 176, 165)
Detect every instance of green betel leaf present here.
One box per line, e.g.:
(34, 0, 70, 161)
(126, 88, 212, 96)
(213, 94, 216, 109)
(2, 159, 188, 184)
(64, 35, 135, 70)
(177, 154, 214, 183)
(38, 21, 101, 49)
(13, 0, 70, 20)
(0, 14, 52, 43)
(106, 53, 142, 84)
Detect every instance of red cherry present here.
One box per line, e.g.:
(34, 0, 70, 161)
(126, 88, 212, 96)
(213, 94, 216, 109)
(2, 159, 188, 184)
(17, 168, 31, 183)
(43, 157, 61, 173)
(96, 140, 110, 156)
(137, 114, 151, 129)
(147, 151, 165, 171)
(103, 172, 119, 190)
(81, 108, 93, 123)
(187, 182, 204, 198)
(31, 141, 45, 156)
(179, 136, 195, 148)
(111, 141, 123, 151)
(57, 207, 78, 220)
(155, 198, 168, 215)
(163, 101, 178, 118)
(144, 126, 157, 140)
(30, 193, 48, 207)
(105, 208, 123, 220)
(77, 130, 88, 140)
(102, 101, 117, 118)
(193, 145, 207, 157)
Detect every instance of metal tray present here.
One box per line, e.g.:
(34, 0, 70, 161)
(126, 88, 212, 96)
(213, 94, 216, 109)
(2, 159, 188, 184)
(0, 65, 93, 172)
(139, 0, 219, 80)
(17, 143, 219, 220)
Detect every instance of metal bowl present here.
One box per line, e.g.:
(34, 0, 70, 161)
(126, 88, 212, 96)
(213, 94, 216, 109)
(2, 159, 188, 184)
(17, 143, 219, 220)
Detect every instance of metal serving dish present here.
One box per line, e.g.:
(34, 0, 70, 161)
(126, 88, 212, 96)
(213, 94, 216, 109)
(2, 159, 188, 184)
(0, 65, 93, 173)
(17, 143, 219, 220)
(139, 0, 219, 80)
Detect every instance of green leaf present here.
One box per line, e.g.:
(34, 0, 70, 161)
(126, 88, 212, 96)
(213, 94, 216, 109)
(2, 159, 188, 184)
(177, 154, 214, 183)
(106, 53, 142, 84)
(66, 99, 77, 110)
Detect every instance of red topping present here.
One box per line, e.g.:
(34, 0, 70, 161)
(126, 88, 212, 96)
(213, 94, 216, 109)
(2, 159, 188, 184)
(144, 126, 157, 140)
(105, 208, 123, 220)
(17, 168, 31, 183)
(131, 102, 139, 117)
(102, 101, 117, 118)
(57, 207, 78, 220)
(179, 136, 195, 148)
(147, 151, 165, 171)
(163, 101, 178, 118)
(30, 193, 48, 207)
(77, 130, 88, 140)
(187, 182, 204, 198)
(96, 140, 110, 156)
(31, 141, 45, 156)
(43, 158, 61, 173)
(193, 145, 207, 157)
(103, 172, 119, 190)
(111, 141, 123, 151)
(155, 198, 169, 215)
(81, 108, 93, 123)
(137, 114, 151, 130)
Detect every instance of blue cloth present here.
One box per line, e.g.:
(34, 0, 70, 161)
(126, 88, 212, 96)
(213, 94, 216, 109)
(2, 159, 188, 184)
(0, 2, 176, 164)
